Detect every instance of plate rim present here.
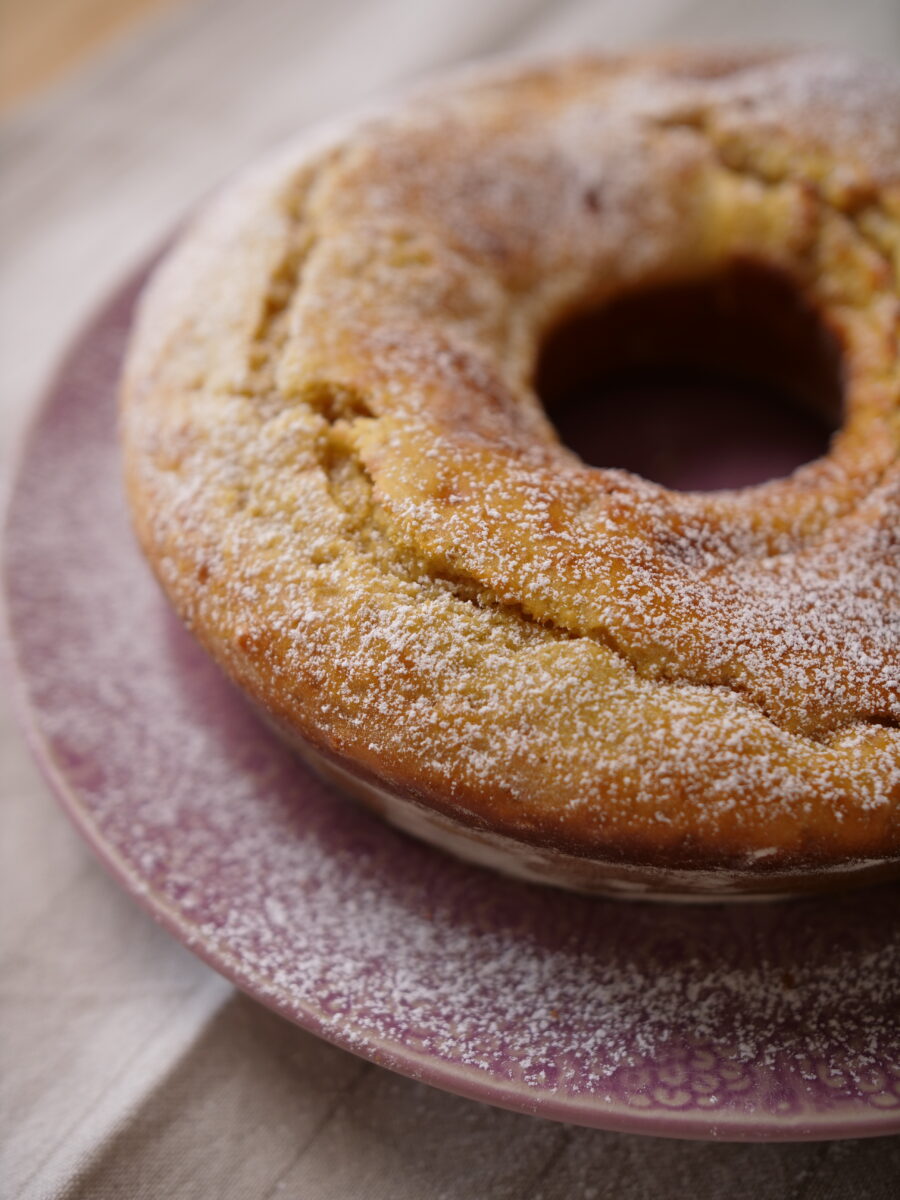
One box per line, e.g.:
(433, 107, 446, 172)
(3, 266, 900, 1144)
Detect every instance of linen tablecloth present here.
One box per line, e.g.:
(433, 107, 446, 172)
(3, 1, 900, 1195)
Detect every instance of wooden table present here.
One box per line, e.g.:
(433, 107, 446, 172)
(2, 2, 899, 1196)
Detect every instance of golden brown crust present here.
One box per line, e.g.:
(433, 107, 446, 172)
(121, 49, 900, 891)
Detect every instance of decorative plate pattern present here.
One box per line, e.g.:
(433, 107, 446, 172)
(3, 265, 899, 1141)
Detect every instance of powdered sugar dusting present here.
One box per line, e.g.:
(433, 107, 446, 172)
(120, 51, 899, 883)
(5, 275, 900, 1132)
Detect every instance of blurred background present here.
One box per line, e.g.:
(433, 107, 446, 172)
(2, 3, 900, 1198)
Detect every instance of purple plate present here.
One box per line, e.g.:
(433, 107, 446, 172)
(3, 264, 900, 1141)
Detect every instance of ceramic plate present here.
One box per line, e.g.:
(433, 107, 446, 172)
(4, 265, 900, 1141)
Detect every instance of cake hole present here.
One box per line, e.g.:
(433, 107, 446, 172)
(536, 261, 843, 491)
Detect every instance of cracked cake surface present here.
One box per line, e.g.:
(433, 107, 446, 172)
(121, 48, 900, 894)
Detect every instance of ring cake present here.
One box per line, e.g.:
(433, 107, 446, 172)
(121, 49, 900, 899)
